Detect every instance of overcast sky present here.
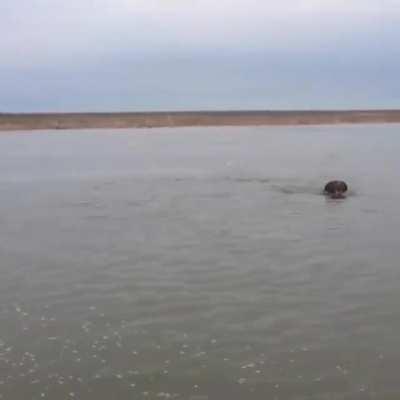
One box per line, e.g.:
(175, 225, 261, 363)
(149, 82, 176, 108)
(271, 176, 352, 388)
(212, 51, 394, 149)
(1, 0, 400, 112)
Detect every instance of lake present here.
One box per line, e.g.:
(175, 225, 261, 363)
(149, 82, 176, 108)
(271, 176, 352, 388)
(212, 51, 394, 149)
(1, 124, 400, 399)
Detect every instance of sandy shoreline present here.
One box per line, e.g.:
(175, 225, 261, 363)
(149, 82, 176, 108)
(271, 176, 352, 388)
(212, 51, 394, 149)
(1, 110, 400, 131)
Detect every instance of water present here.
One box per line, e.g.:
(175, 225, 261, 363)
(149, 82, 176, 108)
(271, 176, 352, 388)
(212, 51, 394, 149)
(1, 124, 400, 400)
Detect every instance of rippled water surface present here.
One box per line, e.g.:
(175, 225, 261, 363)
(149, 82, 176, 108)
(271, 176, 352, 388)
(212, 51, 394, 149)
(1, 125, 400, 400)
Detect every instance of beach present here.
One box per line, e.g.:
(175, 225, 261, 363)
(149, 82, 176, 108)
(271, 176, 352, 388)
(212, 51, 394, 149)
(1, 110, 400, 131)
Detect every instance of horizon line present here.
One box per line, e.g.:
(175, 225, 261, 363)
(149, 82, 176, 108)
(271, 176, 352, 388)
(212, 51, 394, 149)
(2, 108, 400, 116)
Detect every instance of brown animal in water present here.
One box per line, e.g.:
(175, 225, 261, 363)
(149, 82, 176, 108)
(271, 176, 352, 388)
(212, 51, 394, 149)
(324, 180, 348, 199)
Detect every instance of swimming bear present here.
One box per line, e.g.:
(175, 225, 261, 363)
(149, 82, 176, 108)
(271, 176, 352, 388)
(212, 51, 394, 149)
(324, 180, 348, 199)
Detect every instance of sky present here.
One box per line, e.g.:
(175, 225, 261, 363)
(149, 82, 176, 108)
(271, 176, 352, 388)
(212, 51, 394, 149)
(1, 0, 400, 112)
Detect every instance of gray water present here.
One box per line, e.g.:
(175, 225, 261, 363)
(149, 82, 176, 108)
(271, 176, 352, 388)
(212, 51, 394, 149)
(1, 125, 400, 400)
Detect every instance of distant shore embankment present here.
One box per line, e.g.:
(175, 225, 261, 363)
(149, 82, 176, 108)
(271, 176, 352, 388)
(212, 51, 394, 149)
(1, 110, 400, 131)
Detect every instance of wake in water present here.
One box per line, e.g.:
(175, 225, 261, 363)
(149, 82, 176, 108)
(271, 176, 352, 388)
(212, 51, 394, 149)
(171, 174, 356, 197)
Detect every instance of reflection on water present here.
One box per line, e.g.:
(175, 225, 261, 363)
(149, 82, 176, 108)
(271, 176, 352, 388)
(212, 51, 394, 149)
(1, 125, 400, 399)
